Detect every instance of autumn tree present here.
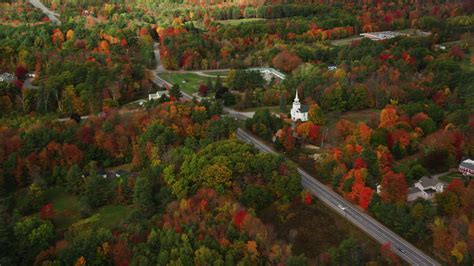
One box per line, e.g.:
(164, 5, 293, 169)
(380, 171, 408, 204)
(308, 103, 325, 125)
(272, 50, 302, 73)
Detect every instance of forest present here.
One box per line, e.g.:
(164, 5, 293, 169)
(1, 0, 473, 265)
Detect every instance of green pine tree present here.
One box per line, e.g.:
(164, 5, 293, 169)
(170, 84, 183, 100)
(133, 174, 154, 215)
(279, 92, 287, 113)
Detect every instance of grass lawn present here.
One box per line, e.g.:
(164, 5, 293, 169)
(216, 18, 266, 25)
(93, 205, 134, 229)
(44, 186, 134, 231)
(203, 70, 229, 77)
(439, 171, 464, 183)
(45, 187, 84, 230)
(158, 72, 222, 95)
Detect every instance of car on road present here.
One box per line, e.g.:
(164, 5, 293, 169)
(337, 204, 346, 211)
(398, 248, 407, 254)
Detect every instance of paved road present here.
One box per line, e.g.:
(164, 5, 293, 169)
(235, 128, 440, 266)
(29, 0, 60, 25)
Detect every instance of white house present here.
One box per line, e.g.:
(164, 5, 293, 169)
(148, 90, 169, 101)
(459, 159, 474, 177)
(0, 73, 16, 83)
(407, 176, 445, 202)
(290, 91, 308, 122)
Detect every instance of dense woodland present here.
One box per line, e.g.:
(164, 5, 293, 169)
(1, 0, 474, 265)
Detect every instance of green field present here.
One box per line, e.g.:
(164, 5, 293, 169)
(158, 72, 224, 95)
(44, 186, 133, 231)
(216, 18, 266, 25)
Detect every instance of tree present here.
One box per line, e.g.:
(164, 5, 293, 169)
(13, 217, 54, 264)
(380, 171, 408, 204)
(133, 173, 155, 215)
(279, 91, 287, 113)
(296, 122, 319, 144)
(206, 78, 213, 92)
(272, 50, 302, 73)
(82, 163, 111, 208)
(170, 84, 182, 100)
(198, 84, 208, 96)
(66, 164, 83, 195)
(379, 105, 398, 128)
(328, 238, 362, 265)
(308, 103, 325, 125)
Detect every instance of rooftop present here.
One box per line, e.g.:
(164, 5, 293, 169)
(408, 187, 421, 194)
(460, 159, 474, 170)
(418, 176, 439, 188)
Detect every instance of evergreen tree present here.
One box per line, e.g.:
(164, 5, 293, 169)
(66, 164, 82, 195)
(361, 147, 380, 188)
(82, 162, 111, 208)
(279, 92, 287, 113)
(170, 84, 183, 100)
(214, 75, 223, 95)
(206, 78, 214, 92)
(133, 173, 154, 215)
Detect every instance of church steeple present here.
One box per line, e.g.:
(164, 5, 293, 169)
(294, 90, 300, 103)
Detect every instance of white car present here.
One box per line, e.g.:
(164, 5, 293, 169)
(338, 204, 346, 211)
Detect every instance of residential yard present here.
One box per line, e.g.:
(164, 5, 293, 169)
(439, 171, 464, 183)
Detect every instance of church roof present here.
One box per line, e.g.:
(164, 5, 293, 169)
(299, 105, 309, 112)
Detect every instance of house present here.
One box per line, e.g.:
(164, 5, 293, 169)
(407, 176, 445, 202)
(290, 91, 308, 122)
(459, 159, 474, 177)
(327, 65, 337, 71)
(0, 72, 16, 83)
(148, 90, 169, 101)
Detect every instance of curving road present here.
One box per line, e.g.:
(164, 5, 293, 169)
(235, 128, 440, 266)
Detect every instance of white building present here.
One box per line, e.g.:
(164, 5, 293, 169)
(407, 176, 445, 202)
(0, 73, 16, 83)
(360, 31, 407, 41)
(459, 159, 474, 177)
(148, 90, 169, 101)
(290, 91, 308, 122)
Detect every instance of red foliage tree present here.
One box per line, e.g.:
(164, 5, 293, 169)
(198, 84, 208, 96)
(15, 65, 27, 79)
(380, 171, 408, 203)
(40, 203, 54, 220)
(233, 210, 248, 229)
(272, 50, 302, 73)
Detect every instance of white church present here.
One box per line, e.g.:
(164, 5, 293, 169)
(290, 91, 308, 122)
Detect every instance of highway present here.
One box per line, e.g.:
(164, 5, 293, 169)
(235, 128, 440, 266)
(29, 0, 61, 25)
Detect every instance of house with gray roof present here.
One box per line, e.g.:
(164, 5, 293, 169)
(459, 159, 474, 177)
(407, 176, 445, 202)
